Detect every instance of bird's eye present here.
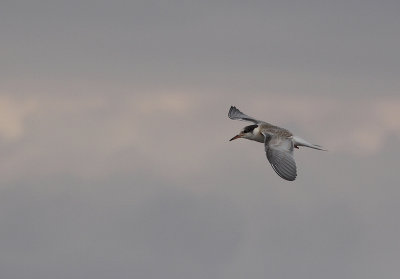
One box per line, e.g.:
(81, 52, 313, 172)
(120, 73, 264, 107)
(243, 125, 258, 133)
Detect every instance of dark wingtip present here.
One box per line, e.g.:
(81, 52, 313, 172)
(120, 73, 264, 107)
(228, 105, 236, 118)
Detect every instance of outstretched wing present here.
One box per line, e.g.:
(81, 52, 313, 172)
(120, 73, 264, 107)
(228, 106, 264, 124)
(263, 134, 297, 181)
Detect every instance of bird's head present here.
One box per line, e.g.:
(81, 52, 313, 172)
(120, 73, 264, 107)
(229, 124, 258, 141)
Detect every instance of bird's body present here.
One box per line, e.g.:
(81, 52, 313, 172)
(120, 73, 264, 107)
(228, 106, 325, 181)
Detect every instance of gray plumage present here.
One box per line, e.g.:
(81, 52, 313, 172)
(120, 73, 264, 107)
(228, 106, 325, 181)
(264, 133, 297, 181)
(228, 106, 263, 124)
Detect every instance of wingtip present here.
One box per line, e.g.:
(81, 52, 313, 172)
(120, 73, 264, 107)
(314, 145, 328, 151)
(228, 105, 236, 118)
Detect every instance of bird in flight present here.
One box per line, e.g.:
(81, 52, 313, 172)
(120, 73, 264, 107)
(228, 106, 326, 181)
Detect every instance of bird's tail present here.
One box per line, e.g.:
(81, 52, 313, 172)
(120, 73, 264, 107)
(292, 136, 327, 151)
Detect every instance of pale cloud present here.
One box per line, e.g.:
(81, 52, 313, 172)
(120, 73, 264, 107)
(0, 92, 201, 182)
(1, 92, 399, 184)
(376, 100, 400, 133)
(137, 92, 194, 115)
(327, 98, 400, 154)
(0, 95, 37, 140)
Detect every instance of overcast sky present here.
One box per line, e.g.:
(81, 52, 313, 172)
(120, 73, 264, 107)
(1, 1, 400, 278)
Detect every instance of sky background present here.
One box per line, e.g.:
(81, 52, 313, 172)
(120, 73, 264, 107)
(1, 1, 400, 278)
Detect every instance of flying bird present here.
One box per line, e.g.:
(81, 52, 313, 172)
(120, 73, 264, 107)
(228, 106, 326, 181)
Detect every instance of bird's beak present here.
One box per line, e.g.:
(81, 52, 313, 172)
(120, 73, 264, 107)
(229, 134, 242, 141)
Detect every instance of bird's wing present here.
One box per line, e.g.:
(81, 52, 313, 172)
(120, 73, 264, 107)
(228, 106, 264, 124)
(263, 133, 297, 181)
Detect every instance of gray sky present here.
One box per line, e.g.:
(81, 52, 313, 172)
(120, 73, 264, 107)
(1, 1, 400, 278)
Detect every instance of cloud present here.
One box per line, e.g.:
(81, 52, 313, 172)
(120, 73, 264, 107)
(0, 95, 37, 140)
(1, 91, 399, 186)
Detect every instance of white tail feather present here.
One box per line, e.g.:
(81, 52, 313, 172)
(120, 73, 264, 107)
(292, 136, 327, 151)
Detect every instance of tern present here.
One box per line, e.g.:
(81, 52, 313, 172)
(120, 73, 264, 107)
(228, 106, 326, 181)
